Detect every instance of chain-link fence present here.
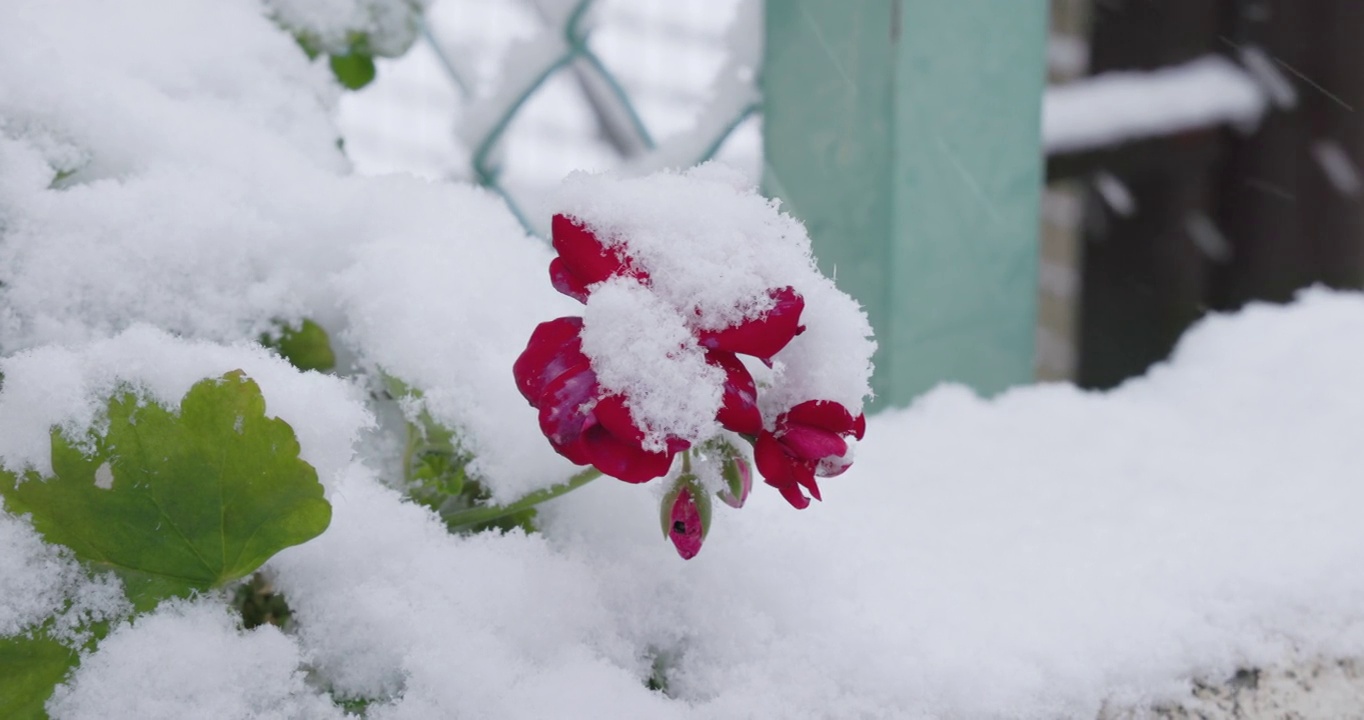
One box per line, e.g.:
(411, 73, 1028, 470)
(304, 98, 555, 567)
(339, 0, 760, 236)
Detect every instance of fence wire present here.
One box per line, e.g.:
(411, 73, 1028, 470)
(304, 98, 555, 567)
(340, 0, 760, 238)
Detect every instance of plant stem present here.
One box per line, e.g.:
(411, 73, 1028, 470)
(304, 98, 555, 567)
(440, 467, 601, 530)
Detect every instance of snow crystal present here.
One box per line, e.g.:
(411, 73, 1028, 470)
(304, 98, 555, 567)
(581, 278, 723, 449)
(0, 506, 128, 643)
(0, 327, 372, 487)
(1237, 45, 1297, 110)
(47, 599, 343, 720)
(1313, 139, 1363, 198)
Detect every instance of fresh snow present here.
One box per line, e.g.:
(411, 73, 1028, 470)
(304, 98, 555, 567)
(559, 164, 875, 422)
(285, 290, 1364, 719)
(1043, 56, 1267, 153)
(22, 290, 1364, 720)
(47, 600, 346, 720)
(266, 0, 431, 57)
(5, 1, 1364, 718)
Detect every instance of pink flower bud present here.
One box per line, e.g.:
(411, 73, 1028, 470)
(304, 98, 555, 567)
(717, 449, 752, 509)
(667, 487, 704, 559)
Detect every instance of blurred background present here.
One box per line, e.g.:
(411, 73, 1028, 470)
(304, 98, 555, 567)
(340, 0, 1364, 406)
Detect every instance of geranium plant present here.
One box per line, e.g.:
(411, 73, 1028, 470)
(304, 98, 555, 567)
(514, 169, 875, 558)
(0, 0, 873, 716)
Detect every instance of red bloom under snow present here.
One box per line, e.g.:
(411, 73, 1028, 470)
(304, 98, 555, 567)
(548, 214, 648, 303)
(549, 214, 806, 364)
(525, 214, 866, 507)
(513, 317, 684, 483)
(515, 316, 768, 483)
(754, 400, 866, 510)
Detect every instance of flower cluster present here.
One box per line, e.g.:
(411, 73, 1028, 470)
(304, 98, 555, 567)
(515, 207, 868, 558)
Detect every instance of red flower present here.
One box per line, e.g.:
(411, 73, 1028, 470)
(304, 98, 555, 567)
(707, 351, 762, 436)
(696, 286, 806, 364)
(754, 400, 866, 509)
(514, 317, 687, 483)
(548, 215, 805, 364)
(548, 214, 648, 302)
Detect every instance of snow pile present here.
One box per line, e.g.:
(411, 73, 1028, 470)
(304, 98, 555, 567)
(47, 600, 344, 720)
(312, 289, 1364, 718)
(0, 0, 578, 501)
(1044, 56, 1267, 153)
(0, 327, 371, 485)
(221, 290, 1364, 717)
(332, 214, 579, 502)
(47, 289, 1364, 719)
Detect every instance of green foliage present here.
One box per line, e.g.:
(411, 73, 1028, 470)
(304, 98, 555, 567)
(0, 632, 78, 720)
(48, 168, 78, 190)
(403, 411, 473, 508)
(0, 371, 331, 611)
(234, 573, 293, 631)
(262, 318, 336, 372)
(330, 52, 377, 90)
(384, 373, 554, 534)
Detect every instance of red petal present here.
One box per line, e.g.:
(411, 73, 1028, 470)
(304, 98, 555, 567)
(852, 413, 866, 441)
(786, 400, 857, 435)
(551, 214, 631, 287)
(754, 431, 810, 509)
(593, 394, 645, 444)
(549, 257, 590, 303)
(794, 464, 822, 502)
(696, 287, 805, 361)
(668, 487, 704, 559)
(778, 425, 847, 461)
(773, 478, 811, 510)
(707, 351, 762, 436)
(581, 424, 677, 483)
(536, 362, 598, 465)
(816, 454, 854, 478)
(513, 317, 586, 404)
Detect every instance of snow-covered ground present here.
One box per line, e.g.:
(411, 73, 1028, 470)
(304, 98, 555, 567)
(4, 1, 1364, 718)
(18, 289, 1364, 719)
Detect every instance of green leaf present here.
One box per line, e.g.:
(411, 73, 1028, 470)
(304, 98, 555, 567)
(0, 371, 331, 611)
(330, 52, 376, 90)
(0, 632, 78, 719)
(262, 319, 336, 372)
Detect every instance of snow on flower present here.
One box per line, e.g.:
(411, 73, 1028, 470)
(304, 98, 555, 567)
(754, 400, 867, 509)
(515, 165, 876, 557)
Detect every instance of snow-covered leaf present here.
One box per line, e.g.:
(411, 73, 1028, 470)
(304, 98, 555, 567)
(0, 372, 330, 611)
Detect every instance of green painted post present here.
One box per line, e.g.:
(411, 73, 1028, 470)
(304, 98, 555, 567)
(762, 0, 1048, 408)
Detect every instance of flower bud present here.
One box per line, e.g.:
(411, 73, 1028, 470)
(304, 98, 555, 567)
(660, 475, 711, 560)
(716, 447, 752, 509)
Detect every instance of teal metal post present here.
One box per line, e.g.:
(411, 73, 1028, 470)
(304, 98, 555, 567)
(762, 0, 1048, 408)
